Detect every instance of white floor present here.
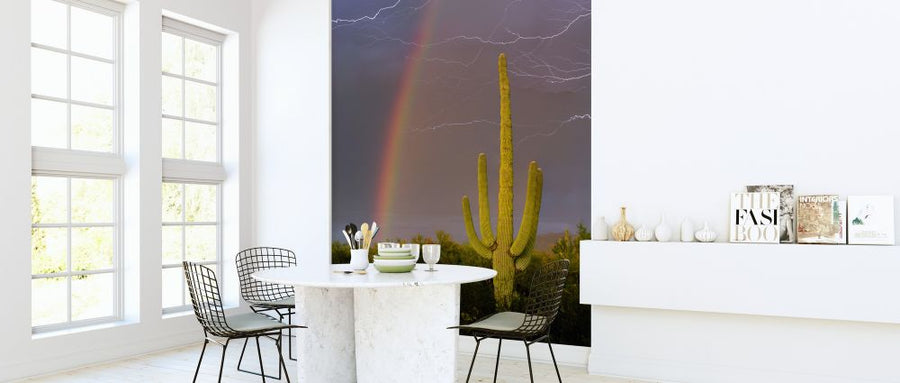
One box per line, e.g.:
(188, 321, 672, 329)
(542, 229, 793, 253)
(21, 341, 651, 383)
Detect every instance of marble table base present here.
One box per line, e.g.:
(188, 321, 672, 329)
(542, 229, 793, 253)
(293, 287, 356, 382)
(293, 284, 461, 383)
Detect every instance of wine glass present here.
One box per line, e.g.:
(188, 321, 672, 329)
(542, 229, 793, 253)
(401, 243, 421, 263)
(422, 244, 441, 272)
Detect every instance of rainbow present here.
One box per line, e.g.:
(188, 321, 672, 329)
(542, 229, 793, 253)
(374, 2, 439, 233)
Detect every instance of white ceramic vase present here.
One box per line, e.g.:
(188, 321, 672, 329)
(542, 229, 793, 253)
(681, 218, 695, 242)
(594, 216, 609, 241)
(635, 225, 655, 242)
(654, 214, 672, 242)
(695, 222, 718, 243)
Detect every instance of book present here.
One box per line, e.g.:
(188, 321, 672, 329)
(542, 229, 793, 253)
(746, 185, 795, 243)
(837, 200, 847, 244)
(796, 195, 844, 244)
(848, 196, 895, 245)
(730, 192, 780, 243)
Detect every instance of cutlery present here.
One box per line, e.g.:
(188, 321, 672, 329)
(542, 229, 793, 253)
(360, 223, 370, 250)
(355, 231, 363, 250)
(371, 222, 379, 243)
(342, 229, 354, 249)
(344, 225, 355, 249)
(332, 270, 367, 275)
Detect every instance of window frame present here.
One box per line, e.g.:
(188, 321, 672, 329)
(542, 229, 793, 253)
(31, 0, 125, 156)
(161, 16, 224, 165)
(29, 0, 126, 334)
(160, 180, 222, 314)
(159, 17, 226, 314)
(30, 173, 123, 332)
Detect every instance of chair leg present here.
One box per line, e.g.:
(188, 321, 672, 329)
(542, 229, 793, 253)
(525, 341, 534, 383)
(465, 337, 482, 383)
(237, 335, 283, 380)
(237, 338, 250, 373)
(493, 337, 502, 383)
(218, 339, 230, 382)
(288, 310, 296, 361)
(255, 337, 267, 383)
(278, 332, 292, 383)
(193, 339, 209, 383)
(547, 337, 562, 383)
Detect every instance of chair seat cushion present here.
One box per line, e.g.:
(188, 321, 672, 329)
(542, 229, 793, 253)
(456, 312, 547, 333)
(226, 312, 293, 333)
(247, 296, 295, 309)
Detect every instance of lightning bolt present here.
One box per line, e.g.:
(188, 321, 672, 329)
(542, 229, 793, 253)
(515, 114, 591, 146)
(412, 118, 545, 134)
(352, 11, 590, 48)
(332, 0, 404, 26)
(411, 119, 498, 133)
(506, 51, 590, 84)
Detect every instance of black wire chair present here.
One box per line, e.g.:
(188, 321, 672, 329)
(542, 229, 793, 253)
(450, 258, 570, 383)
(184, 261, 305, 382)
(236, 247, 298, 360)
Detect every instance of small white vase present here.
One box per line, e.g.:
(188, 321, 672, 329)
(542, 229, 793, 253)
(654, 214, 672, 242)
(695, 222, 718, 243)
(594, 216, 609, 241)
(681, 219, 695, 242)
(635, 225, 655, 242)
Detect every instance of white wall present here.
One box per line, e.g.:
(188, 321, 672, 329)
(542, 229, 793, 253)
(252, 0, 332, 274)
(0, 0, 253, 380)
(588, 1, 900, 381)
(592, 0, 900, 237)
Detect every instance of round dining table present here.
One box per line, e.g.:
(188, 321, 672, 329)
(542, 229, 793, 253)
(253, 263, 497, 383)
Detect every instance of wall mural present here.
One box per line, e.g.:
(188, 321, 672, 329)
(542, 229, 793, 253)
(331, 0, 591, 346)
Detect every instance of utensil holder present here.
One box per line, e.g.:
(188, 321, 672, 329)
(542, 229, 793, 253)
(350, 249, 369, 270)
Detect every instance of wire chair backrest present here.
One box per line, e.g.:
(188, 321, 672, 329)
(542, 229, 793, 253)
(519, 258, 570, 335)
(235, 247, 296, 304)
(183, 261, 234, 337)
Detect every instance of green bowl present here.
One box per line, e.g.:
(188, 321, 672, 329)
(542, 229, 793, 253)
(374, 262, 416, 273)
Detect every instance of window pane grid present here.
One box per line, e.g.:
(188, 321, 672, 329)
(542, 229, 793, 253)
(161, 182, 220, 310)
(31, 175, 118, 330)
(30, 0, 118, 154)
(161, 29, 220, 162)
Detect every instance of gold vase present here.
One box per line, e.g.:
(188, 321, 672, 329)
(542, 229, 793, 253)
(611, 207, 635, 241)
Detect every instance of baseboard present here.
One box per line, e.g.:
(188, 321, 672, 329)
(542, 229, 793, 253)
(5, 329, 203, 381)
(457, 335, 589, 369)
(587, 352, 892, 383)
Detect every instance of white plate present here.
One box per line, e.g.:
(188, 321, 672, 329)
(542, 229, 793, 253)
(373, 258, 417, 267)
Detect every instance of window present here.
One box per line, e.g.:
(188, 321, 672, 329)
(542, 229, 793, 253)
(161, 19, 222, 162)
(161, 182, 219, 310)
(160, 17, 225, 313)
(30, 0, 124, 331)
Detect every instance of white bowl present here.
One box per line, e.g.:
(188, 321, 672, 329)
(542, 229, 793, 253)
(379, 248, 411, 254)
(373, 258, 417, 267)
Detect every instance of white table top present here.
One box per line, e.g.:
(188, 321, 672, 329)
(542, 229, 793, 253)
(253, 263, 497, 288)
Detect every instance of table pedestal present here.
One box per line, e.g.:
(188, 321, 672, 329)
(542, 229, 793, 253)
(354, 284, 460, 383)
(294, 287, 356, 382)
(292, 284, 461, 382)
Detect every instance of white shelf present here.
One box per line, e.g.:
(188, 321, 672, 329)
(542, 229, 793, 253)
(580, 240, 900, 324)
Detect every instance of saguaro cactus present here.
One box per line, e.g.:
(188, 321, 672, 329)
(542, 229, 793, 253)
(462, 53, 544, 310)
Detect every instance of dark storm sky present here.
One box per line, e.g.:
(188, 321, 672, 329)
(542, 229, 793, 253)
(331, 0, 591, 242)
